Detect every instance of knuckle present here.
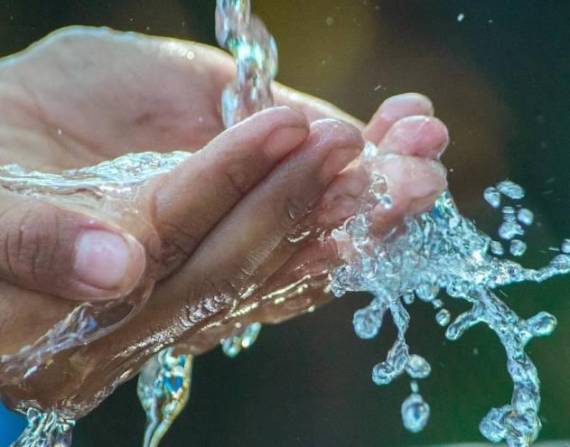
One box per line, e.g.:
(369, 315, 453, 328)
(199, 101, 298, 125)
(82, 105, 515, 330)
(158, 221, 198, 268)
(2, 204, 60, 283)
(220, 158, 254, 198)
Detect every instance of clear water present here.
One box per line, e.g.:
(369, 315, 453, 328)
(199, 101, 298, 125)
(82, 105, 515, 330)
(330, 167, 568, 445)
(1, 1, 568, 446)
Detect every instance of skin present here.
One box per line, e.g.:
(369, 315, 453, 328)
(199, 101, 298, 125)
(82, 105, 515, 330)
(0, 27, 450, 417)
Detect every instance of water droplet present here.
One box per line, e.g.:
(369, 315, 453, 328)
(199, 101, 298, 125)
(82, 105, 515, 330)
(497, 180, 525, 200)
(561, 239, 570, 254)
(410, 381, 419, 393)
(502, 206, 516, 222)
(490, 240, 504, 256)
(457, 13, 465, 22)
(416, 283, 438, 302)
(483, 186, 501, 208)
(406, 355, 431, 379)
(436, 309, 451, 326)
(510, 239, 527, 257)
(431, 299, 443, 309)
(517, 208, 534, 226)
(353, 306, 384, 339)
(401, 393, 430, 433)
(372, 362, 394, 385)
(527, 312, 557, 337)
(499, 221, 524, 240)
(378, 194, 393, 209)
(325, 16, 335, 26)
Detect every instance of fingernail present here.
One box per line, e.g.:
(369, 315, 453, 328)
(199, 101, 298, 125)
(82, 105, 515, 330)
(74, 229, 144, 292)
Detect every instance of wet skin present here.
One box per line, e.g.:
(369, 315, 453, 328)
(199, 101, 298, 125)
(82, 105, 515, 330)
(0, 27, 449, 416)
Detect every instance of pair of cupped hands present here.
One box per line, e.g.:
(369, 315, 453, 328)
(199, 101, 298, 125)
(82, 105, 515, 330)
(0, 27, 449, 393)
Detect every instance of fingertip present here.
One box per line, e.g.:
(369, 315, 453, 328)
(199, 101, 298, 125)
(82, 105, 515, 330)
(379, 115, 450, 159)
(364, 92, 435, 144)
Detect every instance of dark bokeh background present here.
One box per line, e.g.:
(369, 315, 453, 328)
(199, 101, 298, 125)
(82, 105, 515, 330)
(0, 0, 569, 446)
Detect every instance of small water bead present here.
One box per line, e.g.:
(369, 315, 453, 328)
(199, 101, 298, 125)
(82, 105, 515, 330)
(403, 292, 415, 305)
(510, 239, 527, 257)
(517, 208, 534, 226)
(483, 186, 501, 208)
(410, 380, 419, 393)
(499, 221, 524, 240)
(502, 206, 516, 222)
(436, 309, 451, 326)
(405, 354, 431, 379)
(372, 362, 395, 385)
(561, 239, 570, 254)
(401, 393, 431, 433)
(378, 194, 394, 210)
(369, 173, 388, 200)
(221, 322, 263, 357)
(527, 312, 557, 337)
(416, 283, 439, 302)
(353, 305, 385, 339)
(490, 240, 504, 256)
(497, 180, 525, 200)
(431, 299, 443, 309)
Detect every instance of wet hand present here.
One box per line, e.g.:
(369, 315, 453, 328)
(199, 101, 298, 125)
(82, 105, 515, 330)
(0, 27, 449, 413)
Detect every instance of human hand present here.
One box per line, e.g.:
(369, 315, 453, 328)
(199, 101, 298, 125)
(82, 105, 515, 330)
(0, 27, 449, 416)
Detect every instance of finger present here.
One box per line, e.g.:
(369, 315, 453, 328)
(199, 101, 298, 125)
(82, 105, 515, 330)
(273, 82, 365, 129)
(377, 115, 449, 160)
(245, 238, 336, 325)
(174, 119, 363, 299)
(370, 155, 448, 234)
(363, 93, 434, 144)
(318, 108, 449, 227)
(0, 191, 146, 301)
(147, 106, 309, 275)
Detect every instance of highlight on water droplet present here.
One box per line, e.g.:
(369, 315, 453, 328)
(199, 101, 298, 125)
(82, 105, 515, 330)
(510, 239, 527, 257)
(435, 308, 451, 326)
(401, 393, 430, 433)
(497, 180, 525, 200)
(483, 186, 501, 208)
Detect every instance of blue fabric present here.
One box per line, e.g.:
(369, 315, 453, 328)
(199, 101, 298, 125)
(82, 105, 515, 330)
(0, 403, 25, 447)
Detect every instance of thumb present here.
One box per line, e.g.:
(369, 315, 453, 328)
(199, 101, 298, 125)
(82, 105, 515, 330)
(0, 190, 146, 301)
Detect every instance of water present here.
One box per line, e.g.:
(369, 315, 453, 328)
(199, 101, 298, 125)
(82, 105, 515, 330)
(0, 2, 568, 447)
(330, 174, 569, 446)
(136, 348, 193, 447)
(134, 2, 275, 443)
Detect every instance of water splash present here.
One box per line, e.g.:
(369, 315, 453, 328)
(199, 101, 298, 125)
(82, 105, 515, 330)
(215, 0, 273, 358)
(221, 322, 263, 358)
(331, 164, 568, 445)
(133, 2, 276, 444)
(0, 2, 566, 446)
(137, 348, 193, 447)
(10, 409, 74, 447)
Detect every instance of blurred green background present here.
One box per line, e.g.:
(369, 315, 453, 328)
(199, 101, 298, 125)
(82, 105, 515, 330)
(0, 0, 569, 446)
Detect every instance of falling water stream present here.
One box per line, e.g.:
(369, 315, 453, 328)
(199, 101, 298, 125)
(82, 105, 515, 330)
(1, 1, 568, 446)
